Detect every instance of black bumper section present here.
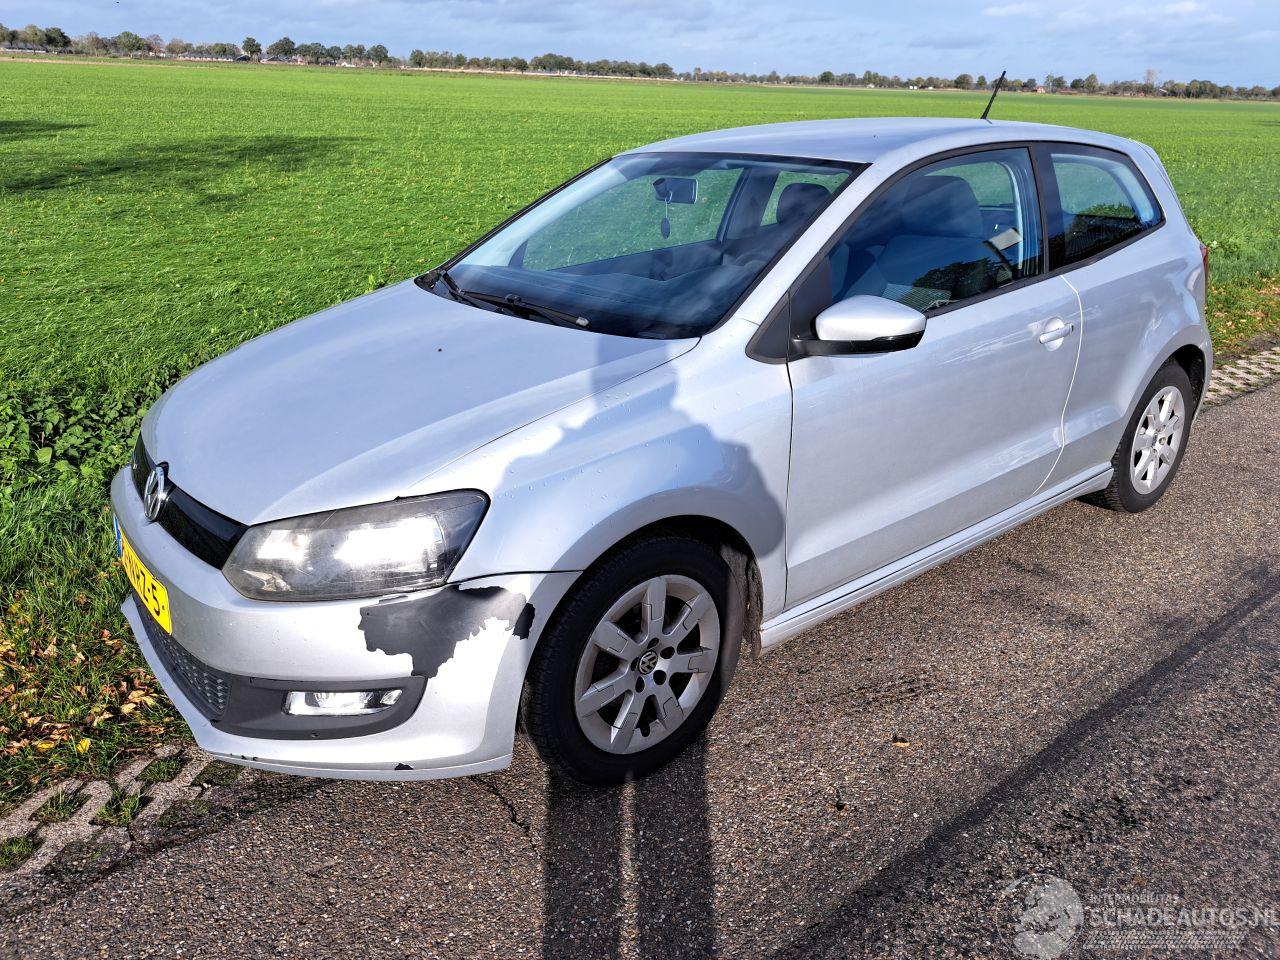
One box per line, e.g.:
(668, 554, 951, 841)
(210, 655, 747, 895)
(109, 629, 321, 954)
(135, 596, 425, 741)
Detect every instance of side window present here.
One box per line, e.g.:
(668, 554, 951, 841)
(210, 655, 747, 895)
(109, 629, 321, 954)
(522, 167, 743, 270)
(825, 147, 1042, 313)
(1046, 147, 1161, 267)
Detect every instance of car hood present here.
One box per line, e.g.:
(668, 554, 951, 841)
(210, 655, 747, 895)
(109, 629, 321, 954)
(143, 280, 695, 524)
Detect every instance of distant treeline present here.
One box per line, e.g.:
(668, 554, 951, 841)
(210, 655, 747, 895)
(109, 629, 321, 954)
(4, 21, 1279, 101)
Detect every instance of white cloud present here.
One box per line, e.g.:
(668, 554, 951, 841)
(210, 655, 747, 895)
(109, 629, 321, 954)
(982, 2, 1038, 16)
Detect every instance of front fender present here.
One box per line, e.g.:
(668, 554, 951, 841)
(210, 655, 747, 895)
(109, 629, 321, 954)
(420, 324, 794, 618)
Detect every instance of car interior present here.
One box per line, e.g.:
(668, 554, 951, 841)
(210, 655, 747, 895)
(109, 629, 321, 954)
(456, 161, 856, 338)
(828, 160, 1039, 313)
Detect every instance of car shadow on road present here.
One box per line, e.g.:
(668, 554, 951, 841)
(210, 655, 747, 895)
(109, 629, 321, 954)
(542, 739, 715, 959)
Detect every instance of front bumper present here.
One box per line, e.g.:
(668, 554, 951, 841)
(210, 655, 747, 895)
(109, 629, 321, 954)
(111, 468, 578, 779)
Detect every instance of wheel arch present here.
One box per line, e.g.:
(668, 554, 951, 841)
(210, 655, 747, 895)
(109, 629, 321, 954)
(534, 514, 766, 669)
(1168, 342, 1208, 409)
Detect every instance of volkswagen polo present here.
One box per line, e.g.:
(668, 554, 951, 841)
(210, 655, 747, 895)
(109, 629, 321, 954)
(112, 118, 1211, 785)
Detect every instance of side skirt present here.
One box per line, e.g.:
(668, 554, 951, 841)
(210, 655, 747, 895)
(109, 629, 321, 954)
(759, 465, 1113, 651)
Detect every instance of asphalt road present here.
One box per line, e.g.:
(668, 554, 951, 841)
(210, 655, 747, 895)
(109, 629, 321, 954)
(6, 382, 1279, 960)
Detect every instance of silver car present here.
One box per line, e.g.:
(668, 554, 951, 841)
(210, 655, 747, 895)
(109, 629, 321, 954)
(111, 118, 1211, 785)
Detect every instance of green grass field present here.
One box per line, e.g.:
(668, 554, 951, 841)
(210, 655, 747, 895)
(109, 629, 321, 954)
(2, 58, 1278, 804)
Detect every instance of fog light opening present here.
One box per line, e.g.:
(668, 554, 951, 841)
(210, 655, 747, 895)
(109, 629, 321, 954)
(283, 689, 402, 717)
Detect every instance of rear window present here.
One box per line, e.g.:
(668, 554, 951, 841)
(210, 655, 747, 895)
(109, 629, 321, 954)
(1046, 146, 1162, 267)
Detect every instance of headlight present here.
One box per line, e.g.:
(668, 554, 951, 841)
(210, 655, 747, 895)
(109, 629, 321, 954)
(223, 491, 488, 601)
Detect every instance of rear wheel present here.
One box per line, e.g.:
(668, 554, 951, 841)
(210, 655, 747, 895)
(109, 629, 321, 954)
(1083, 361, 1194, 513)
(522, 535, 742, 785)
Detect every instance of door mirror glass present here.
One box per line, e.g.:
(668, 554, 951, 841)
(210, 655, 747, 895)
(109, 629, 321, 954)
(814, 295, 926, 351)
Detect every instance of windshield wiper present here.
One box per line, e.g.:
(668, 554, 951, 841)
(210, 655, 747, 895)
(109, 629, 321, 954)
(418, 270, 589, 329)
(463, 291, 591, 330)
(418, 267, 497, 313)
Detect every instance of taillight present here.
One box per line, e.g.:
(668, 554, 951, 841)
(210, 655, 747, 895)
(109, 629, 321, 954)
(1199, 243, 1210, 284)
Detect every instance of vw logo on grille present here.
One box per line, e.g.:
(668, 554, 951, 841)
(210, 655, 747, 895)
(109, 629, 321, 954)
(143, 463, 170, 522)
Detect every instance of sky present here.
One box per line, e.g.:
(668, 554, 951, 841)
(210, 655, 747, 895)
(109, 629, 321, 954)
(3, 0, 1278, 87)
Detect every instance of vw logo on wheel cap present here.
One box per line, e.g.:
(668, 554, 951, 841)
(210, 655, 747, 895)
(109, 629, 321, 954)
(143, 463, 170, 522)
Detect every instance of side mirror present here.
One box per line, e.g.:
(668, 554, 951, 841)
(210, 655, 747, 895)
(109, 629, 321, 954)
(813, 296, 927, 353)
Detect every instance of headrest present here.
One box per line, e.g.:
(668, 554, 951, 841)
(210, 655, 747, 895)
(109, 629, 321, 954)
(899, 175, 984, 238)
(777, 182, 830, 225)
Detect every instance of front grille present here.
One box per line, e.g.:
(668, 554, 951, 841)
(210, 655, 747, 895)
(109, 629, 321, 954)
(131, 437, 248, 568)
(134, 596, 231, 718)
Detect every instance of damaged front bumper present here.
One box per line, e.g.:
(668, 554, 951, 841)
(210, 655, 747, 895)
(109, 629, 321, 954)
(111, 468, 578, 780)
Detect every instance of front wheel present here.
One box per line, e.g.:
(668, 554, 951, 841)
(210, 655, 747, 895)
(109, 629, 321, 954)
(522, 535, 742, 785)
(1083, 361, 1195, 513)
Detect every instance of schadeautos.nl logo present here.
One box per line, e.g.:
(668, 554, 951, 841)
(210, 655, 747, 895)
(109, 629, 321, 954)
(1000, 873, 1280, 955)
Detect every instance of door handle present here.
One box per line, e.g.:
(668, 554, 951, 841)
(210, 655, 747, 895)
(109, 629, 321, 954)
(1038, 321, 1075, 344)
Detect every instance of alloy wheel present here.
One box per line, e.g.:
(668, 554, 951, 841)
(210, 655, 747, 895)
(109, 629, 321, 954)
(1130, 385, 1186, 495)
(573, 575, 721, 755)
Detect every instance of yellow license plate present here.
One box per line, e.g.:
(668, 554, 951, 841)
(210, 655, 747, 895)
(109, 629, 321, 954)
(115, 520, 172, 634)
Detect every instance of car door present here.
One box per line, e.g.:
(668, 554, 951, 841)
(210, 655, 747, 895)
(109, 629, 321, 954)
(784, 146, 1083, 607)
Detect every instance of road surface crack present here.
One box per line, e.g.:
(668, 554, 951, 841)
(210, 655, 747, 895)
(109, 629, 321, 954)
(473, 776, 538, 852)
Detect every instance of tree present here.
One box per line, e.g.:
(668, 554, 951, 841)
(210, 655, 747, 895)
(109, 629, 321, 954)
(242, 36, 261, 59)
(954, 73, 973, 89)
(1083, 72, 1100, 93)
(166, 37, 190, 55)
(265, 36, 295, 59)
(976, 74, 987, 88)
(19, 23, 46, 47)
(531, 52, 577, 73)
(78, 32, 108, 54)
(44, 25, 71, 49)
(409, 49, 427, 67)
(1142, 67, 1159, 94)
(818, 70, 834, 84)
(113, 31, 148, 55)
(368, 43, 389, 63)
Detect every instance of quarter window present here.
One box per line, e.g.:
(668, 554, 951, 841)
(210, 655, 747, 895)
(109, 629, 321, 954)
(1045, 146, 1161, 267)
(824, 147, 1042, 313)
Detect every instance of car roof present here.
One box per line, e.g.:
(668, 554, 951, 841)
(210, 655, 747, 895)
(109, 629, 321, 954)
(633, 117, 1141, 165)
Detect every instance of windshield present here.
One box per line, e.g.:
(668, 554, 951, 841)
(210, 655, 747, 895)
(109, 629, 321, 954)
(443, 152, 861, 339)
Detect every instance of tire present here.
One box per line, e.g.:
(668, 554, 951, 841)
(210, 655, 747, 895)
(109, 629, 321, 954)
(1083, 361, 1195, 513)
(522, 534, 743, 786)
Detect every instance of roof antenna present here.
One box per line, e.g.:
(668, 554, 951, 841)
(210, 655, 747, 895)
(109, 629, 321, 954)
(980, 70, 1006, 121)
